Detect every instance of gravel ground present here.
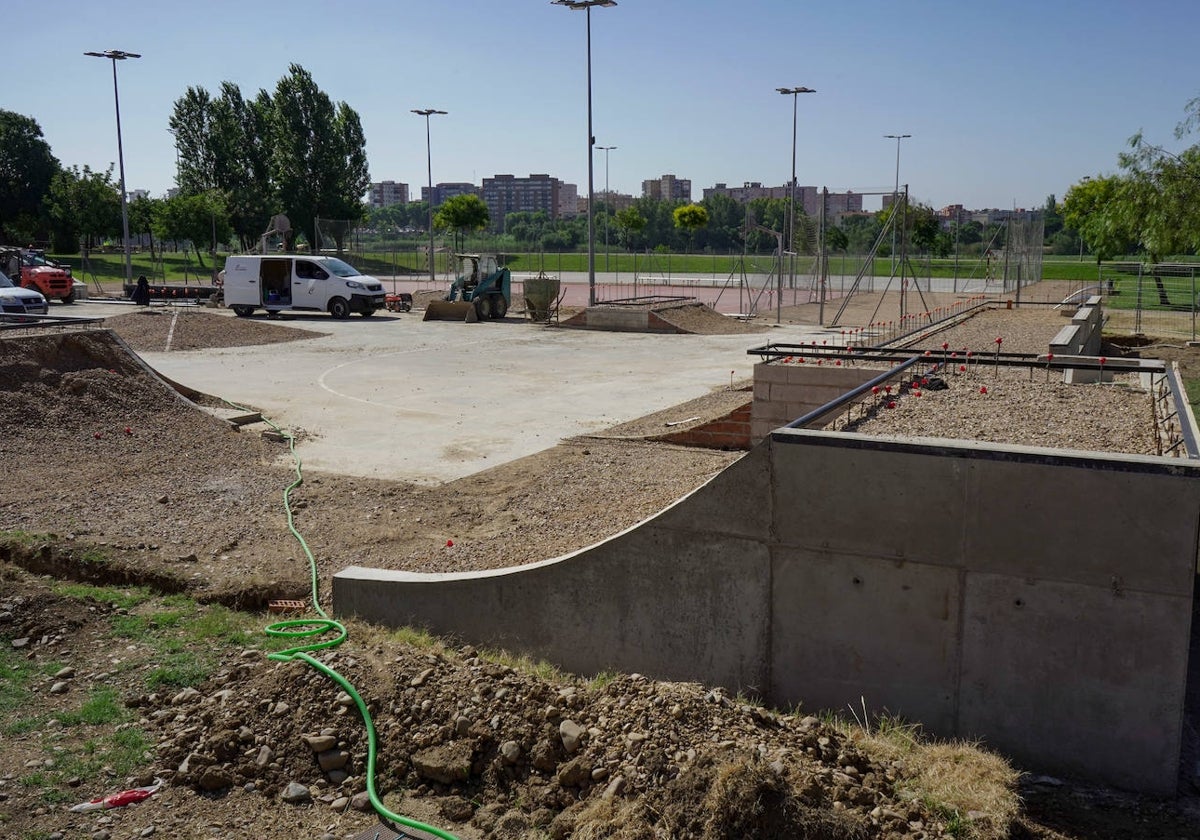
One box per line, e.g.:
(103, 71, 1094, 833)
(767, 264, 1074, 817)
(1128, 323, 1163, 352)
(814, 307, 1164, 456)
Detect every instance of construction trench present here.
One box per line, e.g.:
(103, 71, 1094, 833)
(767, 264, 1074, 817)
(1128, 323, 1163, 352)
(4, 293, 1200, 822)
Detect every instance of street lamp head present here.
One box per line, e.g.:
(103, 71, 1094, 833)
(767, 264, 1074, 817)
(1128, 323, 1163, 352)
(85, 49, 141, 60)
(884, 134, 912, 139)
(412, 109, 447, 116)
(777, 86, 816, 95)
(551, 0, 617, 8)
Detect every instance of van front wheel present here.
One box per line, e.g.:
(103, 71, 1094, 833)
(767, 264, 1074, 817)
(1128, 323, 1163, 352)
(232, 305, 255, 317)
(328, 297, 350, 319)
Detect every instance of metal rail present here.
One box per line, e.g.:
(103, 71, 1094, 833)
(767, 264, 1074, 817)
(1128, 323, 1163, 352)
(0, 314, 106, 332)
(785, 355, 925, 429)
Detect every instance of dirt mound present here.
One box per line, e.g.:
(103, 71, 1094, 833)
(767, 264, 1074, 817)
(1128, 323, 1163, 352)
(103, 308, 326, 352)
(0, 568, 1008, 839)
(651, 302, 771, 335)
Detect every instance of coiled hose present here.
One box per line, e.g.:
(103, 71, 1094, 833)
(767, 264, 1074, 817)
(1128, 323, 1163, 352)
(242, 406, 459, 840)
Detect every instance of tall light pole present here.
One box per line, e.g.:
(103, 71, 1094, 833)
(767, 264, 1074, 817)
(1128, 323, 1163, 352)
(777, 87, 815, 294)
(884, 133, 911, 272)
(412, 108, 447, 284)
(552, 0, 617, 307)
(86, 49, 140, 286)
(597, 145, 616, 271)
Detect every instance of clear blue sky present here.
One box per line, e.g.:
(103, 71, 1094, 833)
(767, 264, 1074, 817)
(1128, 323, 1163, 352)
(8, 0, 1198, 212)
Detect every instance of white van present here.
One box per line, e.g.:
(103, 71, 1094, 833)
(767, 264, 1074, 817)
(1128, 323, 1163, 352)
(222, 255, 386, 318)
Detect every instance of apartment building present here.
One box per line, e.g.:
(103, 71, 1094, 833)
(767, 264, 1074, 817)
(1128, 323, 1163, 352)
(704, 182, 863, 217)
(481, 174, 566, 231)
(641, 174, 691, 202)
(369, 180, 409, 208)
(420, 182, 478, 208)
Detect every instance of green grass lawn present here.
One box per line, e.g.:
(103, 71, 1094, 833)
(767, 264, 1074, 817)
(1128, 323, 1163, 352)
(46, 249, 1147, 287)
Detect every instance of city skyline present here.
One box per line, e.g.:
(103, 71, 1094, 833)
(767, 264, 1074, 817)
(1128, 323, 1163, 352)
(6, 1, 1197, 214)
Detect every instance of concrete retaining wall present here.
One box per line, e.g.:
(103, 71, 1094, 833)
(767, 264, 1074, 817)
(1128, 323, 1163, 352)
(751, 363, 878, 442)
(334, 431, 1200, 794)
(656, 402, 752, 450)
(562, 307, 681, 333)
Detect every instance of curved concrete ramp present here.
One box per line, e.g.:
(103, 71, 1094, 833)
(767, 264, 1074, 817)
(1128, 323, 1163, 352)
(334, 427, 1200, 795)
(335, 444, 773, 691)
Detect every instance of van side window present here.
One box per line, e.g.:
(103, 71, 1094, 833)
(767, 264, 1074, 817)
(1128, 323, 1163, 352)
(295, 261, 328, 280)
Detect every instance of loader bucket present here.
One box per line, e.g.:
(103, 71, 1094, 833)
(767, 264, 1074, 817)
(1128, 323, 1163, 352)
(423, 300, 479, 322)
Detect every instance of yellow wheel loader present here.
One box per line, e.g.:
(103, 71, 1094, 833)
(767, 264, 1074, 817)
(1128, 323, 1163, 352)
(423, 254, 512, 322)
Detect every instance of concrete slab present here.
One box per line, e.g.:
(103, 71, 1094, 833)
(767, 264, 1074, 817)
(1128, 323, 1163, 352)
(64, 302, 825, 484)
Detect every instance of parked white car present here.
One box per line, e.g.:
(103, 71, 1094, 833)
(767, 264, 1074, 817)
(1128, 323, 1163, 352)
(0, 269, 48, 318)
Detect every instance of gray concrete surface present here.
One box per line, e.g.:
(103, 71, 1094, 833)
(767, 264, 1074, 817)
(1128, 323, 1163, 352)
(65, 300, 827, 483)
(335, 429, 1200, 794)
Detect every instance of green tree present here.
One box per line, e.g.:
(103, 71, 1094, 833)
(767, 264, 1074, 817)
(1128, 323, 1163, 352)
(825, 226, 849, 253)
(1117, 132, 1200, 260)
(698, 192, 744, 252)
(1061, 176, 1135, 264)
(1043, 194, 1064, 240)
(909, 204, 941, 254)
(210, 83, 273, 250)
(614, 206, 646, 252)
(46, 165, 120, 252)
(152, 191, 232, 269)
(128, 194, 162, 260)
(744, 197, 790, 252)
(434, 194, 489, 252)
(0, 110, 60, 244)
(673, 203, 709, 253)
(169, 65, 369, 252)
(169, 87, 216, 196)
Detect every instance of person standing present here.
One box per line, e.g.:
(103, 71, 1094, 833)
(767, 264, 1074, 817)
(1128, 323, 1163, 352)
(131, 274, 151, 306)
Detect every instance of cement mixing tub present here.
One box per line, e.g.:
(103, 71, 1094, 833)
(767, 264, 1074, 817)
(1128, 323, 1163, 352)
(524, 274, 561, 322)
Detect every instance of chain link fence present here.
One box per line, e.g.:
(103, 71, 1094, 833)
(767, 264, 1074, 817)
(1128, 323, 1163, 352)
(1098, 262, 1200, 341)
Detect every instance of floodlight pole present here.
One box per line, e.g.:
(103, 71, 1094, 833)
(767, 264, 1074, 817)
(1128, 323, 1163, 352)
(777, 87, 815, 296)
(86, 49, 141, 286)
(413, 108, 447, 284)
(884, 133, 911, 272)
(597, 145, 616, 271)
(553, 0, 617, 307)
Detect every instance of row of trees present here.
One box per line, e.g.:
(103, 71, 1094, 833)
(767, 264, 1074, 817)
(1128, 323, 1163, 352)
(362, 190, 1011, 259)
(0, 65, 369, 262)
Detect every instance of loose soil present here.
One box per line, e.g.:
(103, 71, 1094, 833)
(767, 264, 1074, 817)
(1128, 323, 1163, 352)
(2, 292, 1199, 839)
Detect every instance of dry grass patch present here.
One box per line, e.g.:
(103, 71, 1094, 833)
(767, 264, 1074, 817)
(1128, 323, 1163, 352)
(845, 713, 1020, 839)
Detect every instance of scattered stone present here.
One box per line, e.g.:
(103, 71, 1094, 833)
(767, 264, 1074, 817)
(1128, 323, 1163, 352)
(198, 767, 232, 791)
(411, 667, 434, 687)
(54, 666, 75, 679)
(170, 688, 200, 706)
(602, 775, 626, 799)
(316, 749, 349, 772)
(350, 792, 372, 812)
(500, 740, 521, 765)
(412, 742, 473, 785)
(281, 782, 311, 804)
(329, 796, 349, 811)
(11, 638, 29, 649)
(49, 681, 69, 694)
(303, 734, 337, 753)
(559, 719, 585, 753)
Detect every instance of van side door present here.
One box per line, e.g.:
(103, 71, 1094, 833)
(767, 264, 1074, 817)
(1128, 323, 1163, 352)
(293, 260, 330, 306)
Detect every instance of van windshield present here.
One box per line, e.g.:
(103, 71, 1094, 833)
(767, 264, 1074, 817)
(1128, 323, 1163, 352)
(323, 258, 362, 278)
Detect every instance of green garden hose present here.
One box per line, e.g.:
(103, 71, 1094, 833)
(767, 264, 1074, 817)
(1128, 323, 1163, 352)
(236, 403, 459, 840)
